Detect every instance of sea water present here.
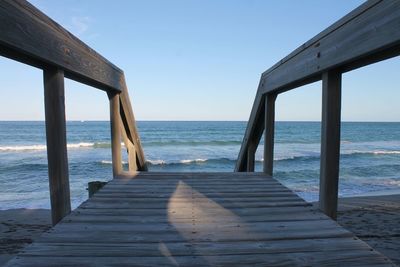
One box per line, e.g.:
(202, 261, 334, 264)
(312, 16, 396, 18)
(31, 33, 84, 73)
(0, 121, 399, 209)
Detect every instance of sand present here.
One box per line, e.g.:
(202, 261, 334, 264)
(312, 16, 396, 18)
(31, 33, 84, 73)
(0, 195, 399, 266)
(0, 209, 51, 265)
(336, 194, 400, 266)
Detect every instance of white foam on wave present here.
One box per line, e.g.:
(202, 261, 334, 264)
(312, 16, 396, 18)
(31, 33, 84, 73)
(0, 144, 47, 151)
(147, 159, 167, 165)
(146, 158, 209, 165)
(180, 159, 207, 164)
(0, 142, 96, 152)
(342, 150, 400, 156)
(0, 142, 126, 152)
(100, 160, 128, 165)
(372, 150, 400, 155)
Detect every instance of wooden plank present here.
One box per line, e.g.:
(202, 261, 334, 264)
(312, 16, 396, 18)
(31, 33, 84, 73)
(0, 0, 123, 92)
(103, 181, 287, 187)
(263, 93, 277, 175)
(64, 212, 327, 224)
(100, 186, 290, 192)
(19, 238, 373, 257)
(43, 68, 71, 226)
(112, 173, 275, 181)
(88, 196, 303, 204)
(49, 219, 339, 232)
(97, 189, 292, 195)
(107, 180, 282, 186)
(319, 71, 342, 219)
(71, 205, 317, 217)
(36, 222, 351, 244)
(117, 172, 271, 177)
(79, 200, 310, 209)
(109, 93, 122, 177)
(94, 192, 296, 198)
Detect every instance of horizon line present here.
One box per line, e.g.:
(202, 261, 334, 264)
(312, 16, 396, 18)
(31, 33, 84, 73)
(1, 120, 400, 123)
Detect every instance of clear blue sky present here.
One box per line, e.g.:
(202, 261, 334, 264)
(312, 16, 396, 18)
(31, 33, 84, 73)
(0, 0, 399, 121)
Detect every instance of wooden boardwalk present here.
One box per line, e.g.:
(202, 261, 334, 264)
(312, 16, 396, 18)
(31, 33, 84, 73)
(6, 172, 394, 266)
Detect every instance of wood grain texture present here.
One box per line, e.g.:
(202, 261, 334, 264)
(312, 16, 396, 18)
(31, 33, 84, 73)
(235, 90, 265, 171)
(0, 0, 123, 92)
(109, 93, 122, 176)
(263, 93, 277, 175)
(319, 71, 342, 220)
(119, 82, 147, 171)
(246, 141, 256, 172)
(6, 172, 394, 266)
(43, 68, 71, 225)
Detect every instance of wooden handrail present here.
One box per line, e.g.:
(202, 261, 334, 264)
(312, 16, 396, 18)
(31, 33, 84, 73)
(237, 0, 400, 172)
(0, 0, 147, 224)
(0, 0, 123, 92)
(236, 0, 400, 219)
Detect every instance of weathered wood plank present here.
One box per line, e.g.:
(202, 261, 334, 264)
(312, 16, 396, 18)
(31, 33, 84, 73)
(0, 0, 123, 92)
(64, 212, 327, 224)
(87, 196, 303, 205)
(71, 205, 317, 217)
(19, 238, 373, 257)
(79, 200, 310, 209)
(43, 68, 71, 225)
(93, 192, 296, 198)
(117, 172, 270, 177)
(36, 225, 351, 244)
(106, 180, 286, 186)
(48, 219, 340, 233)
(319, 71, 342, 219)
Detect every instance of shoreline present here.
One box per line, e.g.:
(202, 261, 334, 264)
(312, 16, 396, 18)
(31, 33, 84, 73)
(1, 194, 399, 266)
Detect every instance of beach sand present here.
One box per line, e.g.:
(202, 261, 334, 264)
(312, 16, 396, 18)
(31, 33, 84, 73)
(336, 194, 400, 266)
(0, 195, 399, 266)
(0, 209, 51, 265)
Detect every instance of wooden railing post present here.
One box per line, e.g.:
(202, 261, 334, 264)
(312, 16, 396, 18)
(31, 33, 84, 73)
(43, 68, 71, 225)
(319, 70, 342, 220)
(109, 93, 122, 177)
(263, 93, 277, 176)
(246, 142, 256, 172)
(127, 143, 137, 172)
(120, 119, 138, 172)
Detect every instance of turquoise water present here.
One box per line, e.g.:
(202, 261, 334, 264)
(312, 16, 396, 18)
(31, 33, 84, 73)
(1, 121, 400, 209)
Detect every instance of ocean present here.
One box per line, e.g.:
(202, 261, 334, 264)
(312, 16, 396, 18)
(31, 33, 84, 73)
(1, 121, 399, 209)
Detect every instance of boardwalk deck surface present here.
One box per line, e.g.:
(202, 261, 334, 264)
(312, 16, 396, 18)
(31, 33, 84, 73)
(6, 172, 395, 266)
